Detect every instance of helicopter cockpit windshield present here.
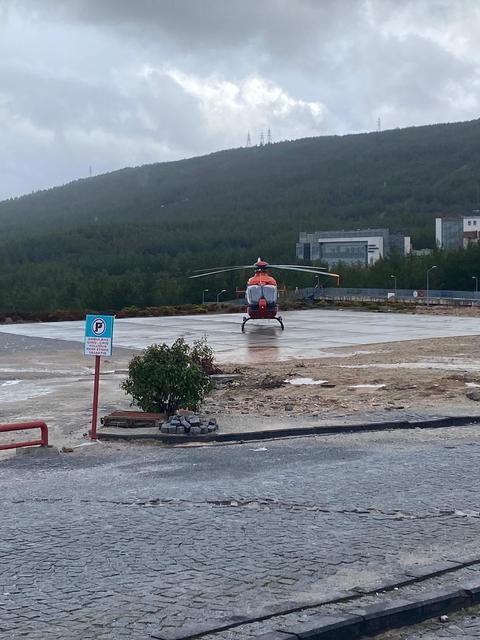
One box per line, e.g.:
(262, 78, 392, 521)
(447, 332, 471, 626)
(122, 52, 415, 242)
(246, 284, 278, 307)
(263, 285, 277, 304)
(246, 285, 261, 305)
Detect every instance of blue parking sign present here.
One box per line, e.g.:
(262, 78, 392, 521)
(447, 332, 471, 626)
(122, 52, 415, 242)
(84, 314, 114, 357)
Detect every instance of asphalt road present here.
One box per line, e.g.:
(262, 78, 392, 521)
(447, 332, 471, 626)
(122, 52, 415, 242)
(2, 425, 480, 639)
(2, 308, 480, 362)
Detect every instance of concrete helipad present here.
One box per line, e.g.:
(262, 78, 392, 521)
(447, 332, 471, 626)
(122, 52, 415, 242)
(1, 309, 480, 363)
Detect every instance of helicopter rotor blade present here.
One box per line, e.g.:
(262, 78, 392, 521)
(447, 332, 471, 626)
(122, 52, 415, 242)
(191, 265, 250, 273)
(270, 264, 328, 271)
(270, 265, 340, 278)
(189, 261, 339, 279)
(189, 266, 253, 279)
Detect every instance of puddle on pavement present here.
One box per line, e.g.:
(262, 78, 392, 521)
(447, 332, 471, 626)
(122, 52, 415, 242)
(341, 361, 480, 371)
(0, 365, 93, 377)
(285, 377, 329, 385)
(85, 369, 119, 375)
(0, 366, 72, 374)
(348, 384, 386, 390)
(0, 379, 53, 401)
(0, 380, 20, 388)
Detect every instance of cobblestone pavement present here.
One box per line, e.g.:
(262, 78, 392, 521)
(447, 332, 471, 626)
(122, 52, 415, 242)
(2, 426, 480, 639)
(200, 559, 480, 639)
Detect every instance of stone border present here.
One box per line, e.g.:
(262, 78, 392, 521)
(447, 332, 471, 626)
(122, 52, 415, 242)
(99, 414, 480, 445)
(151, 559, 480, 640)
(257, 587, 476, 639)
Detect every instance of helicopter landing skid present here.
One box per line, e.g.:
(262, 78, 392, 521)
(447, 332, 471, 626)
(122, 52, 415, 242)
(241, 316, 285, 332)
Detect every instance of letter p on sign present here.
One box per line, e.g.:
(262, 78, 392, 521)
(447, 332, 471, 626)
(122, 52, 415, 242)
(93, 318, 106, 336)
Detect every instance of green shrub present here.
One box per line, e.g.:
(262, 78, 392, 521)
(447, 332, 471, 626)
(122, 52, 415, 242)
(121, 338, 213, 416)
(190, 336, 222, 375)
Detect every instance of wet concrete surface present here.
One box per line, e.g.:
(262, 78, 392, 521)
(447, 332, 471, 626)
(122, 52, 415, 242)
(0, 334, 134, 449)
(1, 309, 480, 363)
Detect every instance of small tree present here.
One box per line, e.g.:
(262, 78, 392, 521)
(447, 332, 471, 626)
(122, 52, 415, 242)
(121, 338, 213, 416)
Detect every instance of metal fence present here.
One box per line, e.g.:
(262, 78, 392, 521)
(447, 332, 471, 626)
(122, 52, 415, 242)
(0, 421, 49, 451)
(292, 287, 480, 305)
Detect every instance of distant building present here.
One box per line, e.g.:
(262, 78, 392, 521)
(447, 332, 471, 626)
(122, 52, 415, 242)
(411, 248, 432, 257)
(435, 217, 463, 249)
(296, 229, 411, 267)
(435, 213, 480, 249)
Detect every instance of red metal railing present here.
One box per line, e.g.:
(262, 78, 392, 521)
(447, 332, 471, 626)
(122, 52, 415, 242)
(0, 421, 49, 451)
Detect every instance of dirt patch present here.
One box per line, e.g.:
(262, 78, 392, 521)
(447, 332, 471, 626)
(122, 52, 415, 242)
(2, 332, 480, 446)
(204, 334, 480, 422)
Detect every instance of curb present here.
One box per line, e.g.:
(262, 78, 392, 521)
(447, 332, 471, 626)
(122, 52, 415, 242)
(257, 585, 478, 639)
(150, 561, 480, 640)
(99, 414, 480, 445)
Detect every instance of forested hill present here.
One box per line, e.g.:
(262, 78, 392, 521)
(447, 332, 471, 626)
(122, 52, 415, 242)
(2, 118, 480, 312)
(3, 118, 480, 242)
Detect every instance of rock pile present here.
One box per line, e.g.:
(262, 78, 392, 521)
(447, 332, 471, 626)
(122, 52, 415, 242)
(160, 414, 218, 435)
(259, 374, 285, 389)
(466, 389, 480, 402)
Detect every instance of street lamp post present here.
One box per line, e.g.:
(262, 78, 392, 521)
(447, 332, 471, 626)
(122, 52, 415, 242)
(202, 289, 209, 304)
(426, 265, 437, 306)
(473, 276, 478, 294)
(390, 274, 397, 297)
(216, 289, 227, 304)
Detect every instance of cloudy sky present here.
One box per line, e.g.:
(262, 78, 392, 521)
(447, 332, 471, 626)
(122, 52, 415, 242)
(1, 0, 480, 198)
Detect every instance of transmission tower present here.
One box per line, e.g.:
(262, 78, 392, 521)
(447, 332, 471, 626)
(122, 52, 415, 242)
(377, 117, 382, 133)
(246, 132, 251, 147)
(260, 129, 265, 146)
(267, 128, 272, 144)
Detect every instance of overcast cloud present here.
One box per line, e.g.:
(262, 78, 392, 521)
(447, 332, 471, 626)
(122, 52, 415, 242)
(1, 0, 480, 198)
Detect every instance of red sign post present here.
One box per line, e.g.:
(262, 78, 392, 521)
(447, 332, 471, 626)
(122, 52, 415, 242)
(90, 355, 101, 440)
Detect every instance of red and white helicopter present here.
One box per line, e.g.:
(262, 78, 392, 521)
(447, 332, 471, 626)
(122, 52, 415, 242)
(190, 258, 339, 331)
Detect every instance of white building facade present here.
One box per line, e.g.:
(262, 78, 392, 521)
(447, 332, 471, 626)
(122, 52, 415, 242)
(435, 215, 480, 250)
(296, 229, 411, 267)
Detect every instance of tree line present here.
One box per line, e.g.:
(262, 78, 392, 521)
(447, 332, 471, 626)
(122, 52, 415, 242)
(2, 118, 480, 312)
